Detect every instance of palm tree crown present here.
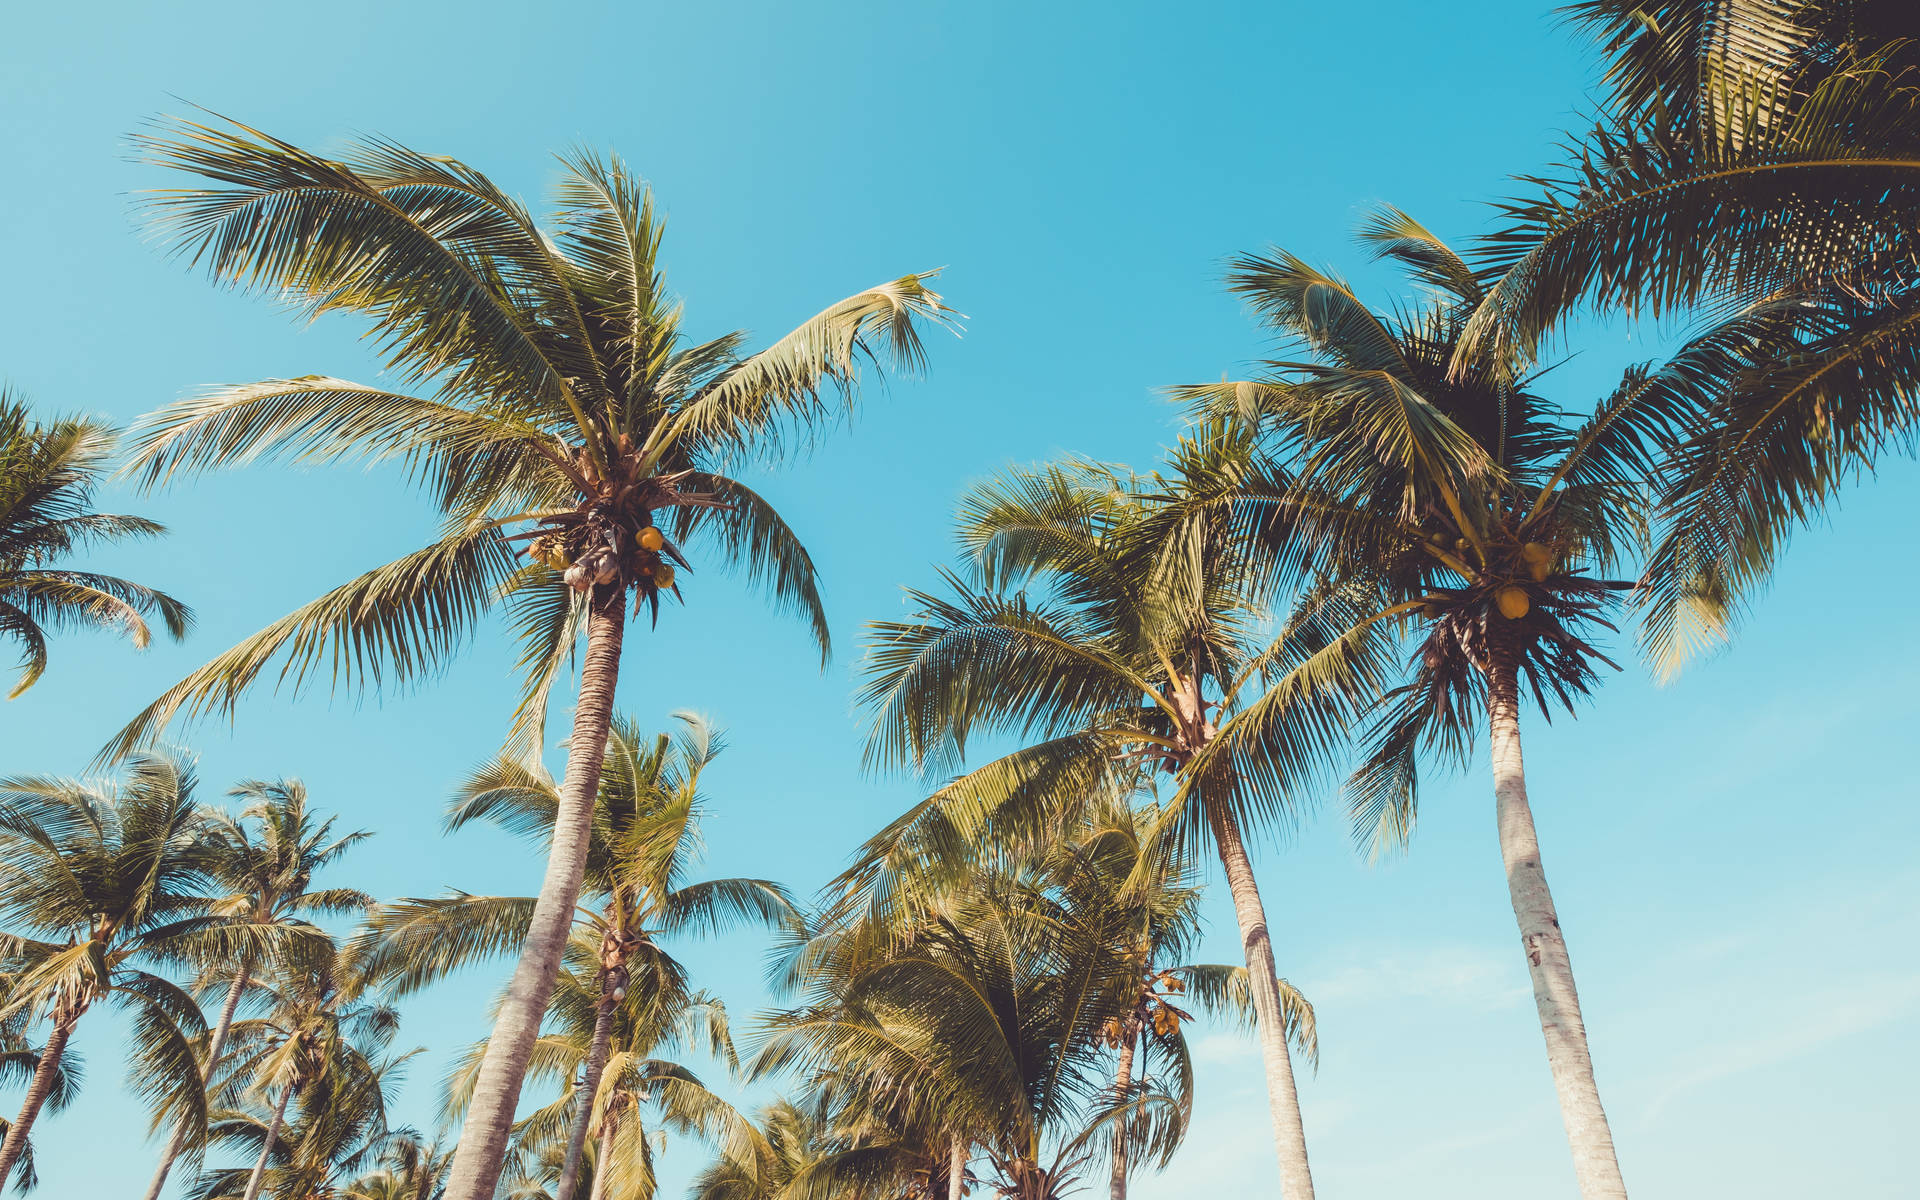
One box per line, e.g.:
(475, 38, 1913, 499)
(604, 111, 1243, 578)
(0, 393, 189, 699)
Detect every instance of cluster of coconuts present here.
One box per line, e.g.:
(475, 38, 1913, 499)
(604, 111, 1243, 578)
(527, 525, 677, 595)
(1493, 542, 1557, 620)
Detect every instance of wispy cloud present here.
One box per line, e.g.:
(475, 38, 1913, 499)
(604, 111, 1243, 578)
(1304, 945, 1532, 1013)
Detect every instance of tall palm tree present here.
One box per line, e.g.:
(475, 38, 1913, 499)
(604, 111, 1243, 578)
(0, 391, 188, 698)
(117, 115, 956, 1200)
(0, 752, 228, 1187)
(1461, 1, 1920, 671)
(1176, 213, 1665, 1197)
(145, 781, 374, 1200)
(0, 975, 82, 1194)
(200, 938, 403, 1200)
(855, 441, 1368, 1198)
(362, 712, 791, 1200)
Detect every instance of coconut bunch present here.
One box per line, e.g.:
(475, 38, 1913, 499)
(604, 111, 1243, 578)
(522, 506, 688, 610)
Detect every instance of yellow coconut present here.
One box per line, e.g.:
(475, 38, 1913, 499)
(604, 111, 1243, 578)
(652, 563, 676, 590)
(1520, 541, 1551, 564)
(638, 526, 665, 552)
(1495, 586, 1531, 620)
(1528, 559, 1552, 582)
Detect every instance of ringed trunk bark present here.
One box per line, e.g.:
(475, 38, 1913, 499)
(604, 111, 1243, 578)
(0, 1008, 81, 1187)
(1487, 650, 1627, 1199)
(143, 968, 250, 1200)
(1109, 1029, 1137, 1200)
(239, 1080, 296, 1200)
(554, 984, 619, 1200)
(444, 586, 626, 1200)
(1206, 804, 1315, 1200)
(947, 1135, 966, 1200)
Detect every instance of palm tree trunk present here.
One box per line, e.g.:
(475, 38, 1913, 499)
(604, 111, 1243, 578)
(554, 985, 618, 1200)
(0, 1008, 80, 1187)
(1487, 653, 1628, 1199)
(1206, 804, 1315, 1200)
(444, 586, 626, 1200)
(1109, 1030, 1137, 1200)
(143, 968, 250, 1200)
(586, 1111, 620, 1200)
(239, 1079, 296, 1200)
(947, 1136, 966, 1200)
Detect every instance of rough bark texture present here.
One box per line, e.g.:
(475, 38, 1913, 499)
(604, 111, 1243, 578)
(1109, 1030, 1137, 1200)
(239, 1081, 295, 1200)
(143, 968, 250, 1200)
(1207, 804, 1315, 1200)
(444, 586, 626, 1200)
(0, 1010, 78, 1186)
(947, 1136, 966, 1200)
(1487, 649, 1628, 1199)
(554, 985, 619, 1200)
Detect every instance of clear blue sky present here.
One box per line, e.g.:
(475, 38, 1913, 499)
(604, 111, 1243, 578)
(3, 2, 1915, 1197)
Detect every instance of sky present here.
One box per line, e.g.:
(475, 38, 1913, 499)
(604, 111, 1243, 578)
(1, 1, 1916, 1197)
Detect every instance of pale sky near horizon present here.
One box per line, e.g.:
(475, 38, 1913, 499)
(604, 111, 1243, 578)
(2, 2, 1916, 1198)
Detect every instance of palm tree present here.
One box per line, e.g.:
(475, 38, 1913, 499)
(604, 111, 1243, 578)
(1175, 213, 1667, 1196)
(855, 441, 1368, 1198)
(199, 938, 404, 1200)
(117, 114, 956, 1200)
(0, 752, 226, 1187)
(758, 840, 1206, 1200)
(0, 391, 189, 698)
(340, 1131, 453, 1200)
(687, 1097, 843, 1200)
(443, 963, 749, 1200)
(145, 781, 374, 1200)
(362, 712, 791, 1200)
(0, 975, 82, 1193)
(1462, 2, 1920, 671)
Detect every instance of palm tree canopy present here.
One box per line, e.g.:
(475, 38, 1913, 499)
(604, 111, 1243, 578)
(1453, 5, 1920, 671)
(0, 392, 190, 699)
(110, 115, 958, 760)
(1175, 215, 1663, 851)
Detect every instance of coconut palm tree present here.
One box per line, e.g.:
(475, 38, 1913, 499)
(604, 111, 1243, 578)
(339, 1131, 452, 1200)
(145, 780, 374, 1200)
(0, 391, 189, 698)
(198, 937, 404, 1200)
(0, 975, 82, 1193)
(0, 752, 236, 1188)
(117, 115, 955, 1200)
(855, 438, 1370, 1198)
(1175, 213, 1675, 1197)
(443, 961, 749, 1200)
(361, 711, 791, 1200)
(757, 842, 1204, 1200)
(687, 1097, 842, 1200)
(1460, 1, 1920, 672)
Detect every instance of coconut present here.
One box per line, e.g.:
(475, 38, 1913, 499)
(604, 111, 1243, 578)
(563, 563, 592, 592)
(652, 563, 676, 591)
(1520, 541, 1551, 563)
(1528, 559, 1551, 582)
(1495, 586, 1531, 619)
(638, 526, 665, 552)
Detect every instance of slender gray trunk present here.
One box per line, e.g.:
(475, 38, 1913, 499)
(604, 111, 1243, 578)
(554, 986, 618, 1200)
(947, 1136, 966, 1200)
(1487, 653, 1628, 1199)
(1207, 804, 1315, 1200)
(443, 587, 626, 1200)
(143, 968, 250, 1200)
(1109, 1030, 1137, 1200)
(0, 1008, 79, 1187)
(585, 1111, 620, 1200)
(239, 1080, 296, 1200)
